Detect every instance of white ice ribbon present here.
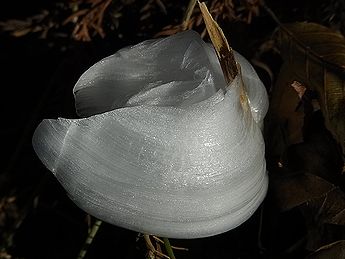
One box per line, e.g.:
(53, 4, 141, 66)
(32, 30, 268, 238)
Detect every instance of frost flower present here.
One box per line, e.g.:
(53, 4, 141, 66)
(32, 30, 269, 238)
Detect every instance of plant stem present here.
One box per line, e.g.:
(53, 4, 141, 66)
(182, 0, 197, 29)
(163, 237, 176, 259)
(77, 219, 102, 259)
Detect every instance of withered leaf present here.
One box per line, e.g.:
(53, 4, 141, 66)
(271, 173, 336, 212)
(268, 62, 305, 147)
(306, 240, 345, 258)
(198, 1, 238, 85)
(12, 28, 32, 37)
(304, 186, 345, 226)
(273, 22, 345, 155)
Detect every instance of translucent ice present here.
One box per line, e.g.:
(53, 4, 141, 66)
(32, 30, 269, 238)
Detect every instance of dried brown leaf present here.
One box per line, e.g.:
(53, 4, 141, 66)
(305, 187, 345, 226)
(0, 19, 31, 31)
(12, 28, 32, 37)
(274, 22, 345, 155)
(271, 171, 345, 250)
(306, 240, 345, 258)
(0, 251, 11, 259)
(271, 173, 336, 212)
(268, 61, 305, 147)
(291, 80, 307, 99)
(198, 1, 238, 85)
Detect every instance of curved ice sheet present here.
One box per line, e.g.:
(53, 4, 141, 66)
(32, 30, 269, 238)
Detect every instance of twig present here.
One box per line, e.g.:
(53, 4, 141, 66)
(64, 0, 112, 41)
(260, 1, 282, 26)
(144, 234, 170, 259)
(77, 219, 102, 259)
(163, 238, 176, 259)
(182, 0, 197, 29)
(152, 236, 188, 251)
(155, 0, 167, 15)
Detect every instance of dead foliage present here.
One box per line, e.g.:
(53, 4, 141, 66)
(157, 0, 262, 37)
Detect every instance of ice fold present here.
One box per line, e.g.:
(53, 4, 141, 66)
(32, 30, 269, 238)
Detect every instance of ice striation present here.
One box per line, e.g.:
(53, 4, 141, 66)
(32, 30, 269, 238)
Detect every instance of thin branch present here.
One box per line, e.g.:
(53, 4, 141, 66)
(77, 219, 102, 259)
(163, 237, 176, 259)
(183, 0, 197, 29)
(144, 234, 170, 259)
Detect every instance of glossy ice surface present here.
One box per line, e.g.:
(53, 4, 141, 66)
(33, 30, 268, 238)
